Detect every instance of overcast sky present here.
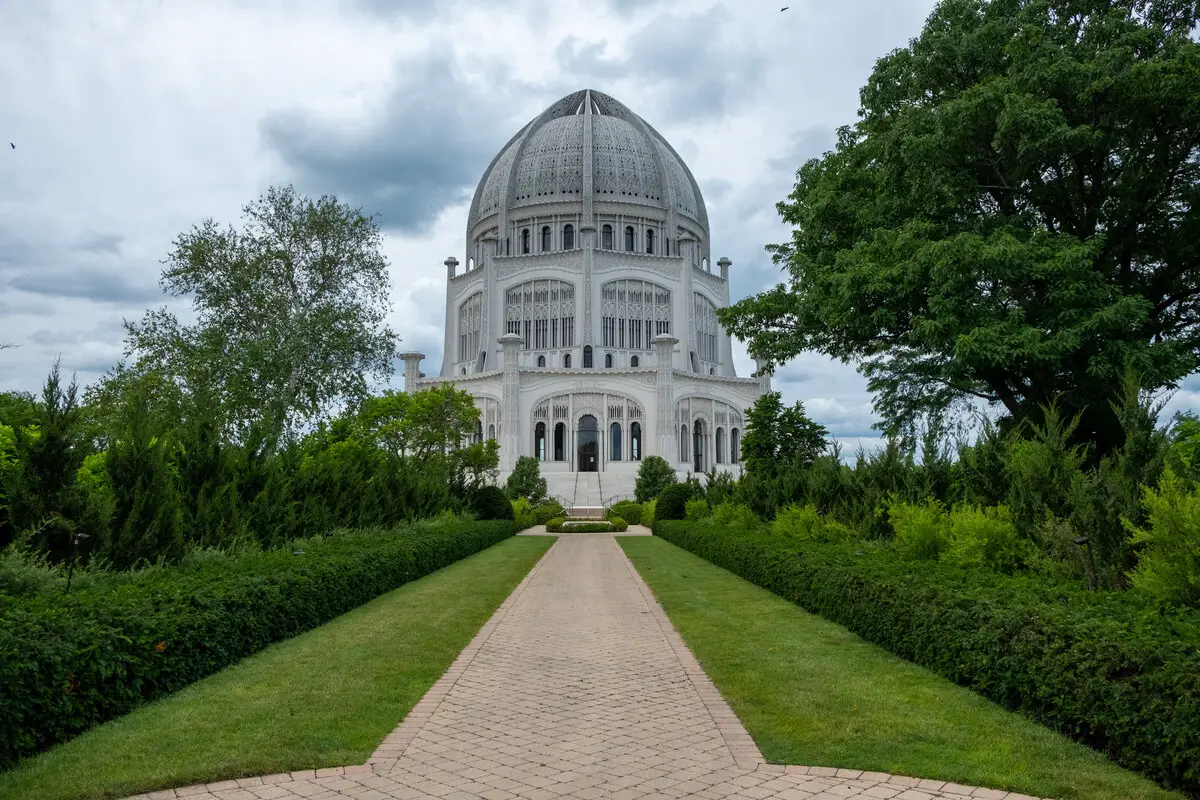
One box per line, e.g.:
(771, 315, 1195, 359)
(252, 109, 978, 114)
(2, 0, 1195, 447)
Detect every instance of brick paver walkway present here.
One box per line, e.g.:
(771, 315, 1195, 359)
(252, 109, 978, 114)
(130, 535, 1048, 800)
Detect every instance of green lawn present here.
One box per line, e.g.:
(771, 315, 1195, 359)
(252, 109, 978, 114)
(0, 536, 554, 800)
(619, 537, 1179, 800)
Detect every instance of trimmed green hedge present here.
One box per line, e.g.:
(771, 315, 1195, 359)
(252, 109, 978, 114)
(0, 518, 514, 769)
(545, 517, 628, 533)
(654, 520, 1200, 794)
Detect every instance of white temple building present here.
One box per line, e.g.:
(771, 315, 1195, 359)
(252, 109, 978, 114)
(401, 89, 767, 506)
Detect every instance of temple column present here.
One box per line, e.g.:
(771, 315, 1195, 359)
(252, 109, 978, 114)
(499, 333, 523, 471)
(654, 334, 679, 462)
(400, 352, 425, 394)
(754, 357, 773, 395)
(440, 257, 458, 377)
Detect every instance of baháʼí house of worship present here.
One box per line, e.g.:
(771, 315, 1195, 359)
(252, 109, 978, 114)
(401, 89, 768, 506)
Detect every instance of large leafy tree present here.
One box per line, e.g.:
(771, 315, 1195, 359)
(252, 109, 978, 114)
(723, 0, 1200, 454)
(356, 384, 499, 493)
(124, 185, 398, 450)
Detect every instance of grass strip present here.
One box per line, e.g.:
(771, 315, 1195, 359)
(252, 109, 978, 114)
(0, 536, 554, 800)
(619, 536, 1178, 800)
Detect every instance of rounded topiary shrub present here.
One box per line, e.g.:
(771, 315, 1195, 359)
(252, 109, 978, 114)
(656, 483, 694, 523)
(607, 500, 642, 525)
(533, 499, 566, 524)
(473, 485, 515, 521)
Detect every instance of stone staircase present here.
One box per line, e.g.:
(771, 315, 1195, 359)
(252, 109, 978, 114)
(542, 468, 642, 517)
(570, 472, 604, 518)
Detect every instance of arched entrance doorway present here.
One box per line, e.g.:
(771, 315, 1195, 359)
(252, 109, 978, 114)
(693, 419, 704, 473)
(578, 414, 599, 472)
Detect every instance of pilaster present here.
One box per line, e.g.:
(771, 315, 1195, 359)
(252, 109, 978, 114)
(654, 334, 679, 461)
(499, 333, 523, 471)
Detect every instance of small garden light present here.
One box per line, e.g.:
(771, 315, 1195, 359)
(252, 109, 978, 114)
(65, 531, 90, 595)
(1073, 535, 1098, 591)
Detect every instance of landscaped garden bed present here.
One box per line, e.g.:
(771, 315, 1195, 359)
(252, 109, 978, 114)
(653, 519, 1200, 795)
(0, 516, 514, 769)
(544, 516, 628, 533)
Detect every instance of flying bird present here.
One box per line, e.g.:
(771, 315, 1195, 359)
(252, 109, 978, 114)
(781, 6, 789, 10)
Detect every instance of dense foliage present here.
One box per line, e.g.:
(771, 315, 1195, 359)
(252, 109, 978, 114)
(123, 186, 398, 449)
(723, 0, 1200, 454)
(606, 500, 643, 525)
(654, 518, 1200, 793)
(731, 380, 1197, 586)
(740, 392, 827, 477)
(634, 455, 676, 502)
(0, 516, 514, 768)
(655, 483, 695, 522)
(0, 373, 494, 571)
(473, 486, 515, 521)
(504, 456, 547, 503)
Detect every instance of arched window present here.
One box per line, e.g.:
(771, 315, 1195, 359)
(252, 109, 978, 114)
(695, 294, 719, 364)
(630, 355, 639, 367)
(521, 228, 530, 254)
(631, 422, 642, 460)
(601, 280, 672, 350)
(535, 422, 547, 461)
(563, 353, 572, 368)
(716, 427, 726, 464)
(583, 345, 593, 368)
(610, 422, 622, 461)
(605, 353, 613, 368)
(731, 428, 740, 464)
(680, 424, 689, 462)
(665, 237, 670, 256)
(563, 224, 575, 250)
(578, 414, 599, 472)
(467, 257, 475, 270)
(506, 279, 575, 350)
(554, 422, 566, 460)
(624, 226, 635, 251)
(541, 225, 551, 252)
(646, 229, 655, 254)
(537, 355, 546, 367)
(693, 420, 704, 473)
(460, 366, 466, 375)
(458, 292, 482, 362)
(710, 367, 715, 375)
(474, 421, 483, 445)
(488, 424, 496, 441)
(602, 224, 613, 250)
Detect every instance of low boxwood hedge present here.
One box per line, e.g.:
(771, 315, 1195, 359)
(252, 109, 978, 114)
(654, 520, 1200, 794)
(0, 517, 514, 769)
(545, 517, 628, 533)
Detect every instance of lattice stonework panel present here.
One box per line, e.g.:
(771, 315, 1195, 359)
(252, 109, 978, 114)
(602, 280, 671, 350)
(458, 292, 483, 362)
(505, 279, 576, 351)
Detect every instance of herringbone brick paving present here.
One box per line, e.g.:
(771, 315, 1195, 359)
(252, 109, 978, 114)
(126, 533, 1048, 800)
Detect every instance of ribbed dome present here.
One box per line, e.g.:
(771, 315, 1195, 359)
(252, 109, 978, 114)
(467, 89, 708, 238)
